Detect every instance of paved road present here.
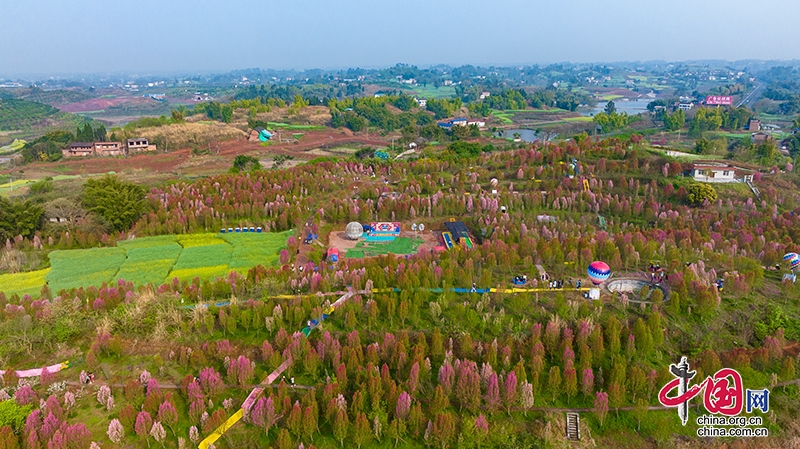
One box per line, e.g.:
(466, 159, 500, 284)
(737, 81, 765, 108)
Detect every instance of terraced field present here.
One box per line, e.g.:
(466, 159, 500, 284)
(0, 231, 290, 297)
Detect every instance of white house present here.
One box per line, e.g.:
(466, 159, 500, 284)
(678, 102, 693, 111)
(467, 119, 486, 128)
(690, 163, 739, 183)
(415, 98, 427, 108)
(479, 91, 491, 100)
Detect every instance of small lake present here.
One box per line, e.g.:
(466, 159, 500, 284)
(582, 98, 652, 116)
(494, 129, 540, 142)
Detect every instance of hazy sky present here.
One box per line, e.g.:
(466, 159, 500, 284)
(1, 0, 799, 76)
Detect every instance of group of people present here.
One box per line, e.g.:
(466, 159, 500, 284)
(80, 371, 95, 384)
(548, 278, 581, 290)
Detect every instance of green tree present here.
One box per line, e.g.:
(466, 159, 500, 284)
(0, 197, 44, 240)
(171, 109, 184, 123)
(664, 109, 685, 131)
(28, 177, 53, 195)
(792, 115, 800, 130)
(686, 183, 718, 206)
(634, 398, 648, 431)
(694, 137, 727, 156)
(229, 155, 262, 174)
(0, 400, 32, 432)
(81, 175, 146, 232)
(594, 111, 630, 133)
(333, 409, 349, 447)
(76, 123, 95, 142)
(755, 140, 780, 166)
(689, 107, 724, 136)
(547, 366, 562, 403)
(353, 412, 372, 449)
(94, 124, 107, 142)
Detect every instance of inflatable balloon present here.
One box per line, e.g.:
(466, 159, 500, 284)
(490, 178, 499, 187)
(784, 252, 798, 261)
(587, 261, 611, 285)
(792, 259, 800, 269)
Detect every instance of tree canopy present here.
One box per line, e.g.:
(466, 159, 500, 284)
(81, 175, 147, 232)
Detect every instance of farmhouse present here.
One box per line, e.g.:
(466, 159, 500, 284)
(94, 142, 124, 156)
(678, 102, 693, 112)
(62, 142, 95, 158)
(752, 132, 773, 144)
(467, 119, 486, 128)
(689, 163, 740, 183)
(126, 138, 156, 153)
(748, 119, 761, 131)
(437, 118, 468, 129)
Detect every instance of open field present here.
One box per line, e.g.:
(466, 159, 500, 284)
(0, 231, 290, 296)
(0, 129, 390, 179)
(405, 84, 458, 99)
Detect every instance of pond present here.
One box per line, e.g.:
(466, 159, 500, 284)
(582, 98, 652, 116)
(494, 129, 540, 142)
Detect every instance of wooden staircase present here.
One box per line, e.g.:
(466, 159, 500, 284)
(565, 412, 580, 441)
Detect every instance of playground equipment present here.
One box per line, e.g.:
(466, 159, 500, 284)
(442, 232, 454, 249)
(345, 222, 363, 240)
(587, 261, 611, 285)
(327, 248, 339, 262)
(0, 361, 70, 379)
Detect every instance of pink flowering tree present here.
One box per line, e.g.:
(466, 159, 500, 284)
(502, 372, 518, 414)
(158, 401, 179, 435)
(134, 411, 153, 441)
(395, 391, 411, 420)
(594, 391, 609, 427)
(582, 368, 595, 397)
(14, 385, 38, 406)
(107, 419, 124, 444)
(484, 372, 501, 412)
(226, 356, 254, 388)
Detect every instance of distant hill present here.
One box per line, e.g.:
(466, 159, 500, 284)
(0, 98, 90, 135)
(9, 87, 93, 106)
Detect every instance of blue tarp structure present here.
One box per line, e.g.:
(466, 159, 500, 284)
(255, 127, 273, 142)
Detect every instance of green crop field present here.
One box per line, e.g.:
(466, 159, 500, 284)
(345, 237, 422, 258)
(46, 247, 128, 292)
(0, 231, 291, 296)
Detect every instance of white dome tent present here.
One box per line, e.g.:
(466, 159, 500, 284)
(345, 222, 363, 240)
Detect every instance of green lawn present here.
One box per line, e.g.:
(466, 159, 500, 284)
(345, 237, 422, 258)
